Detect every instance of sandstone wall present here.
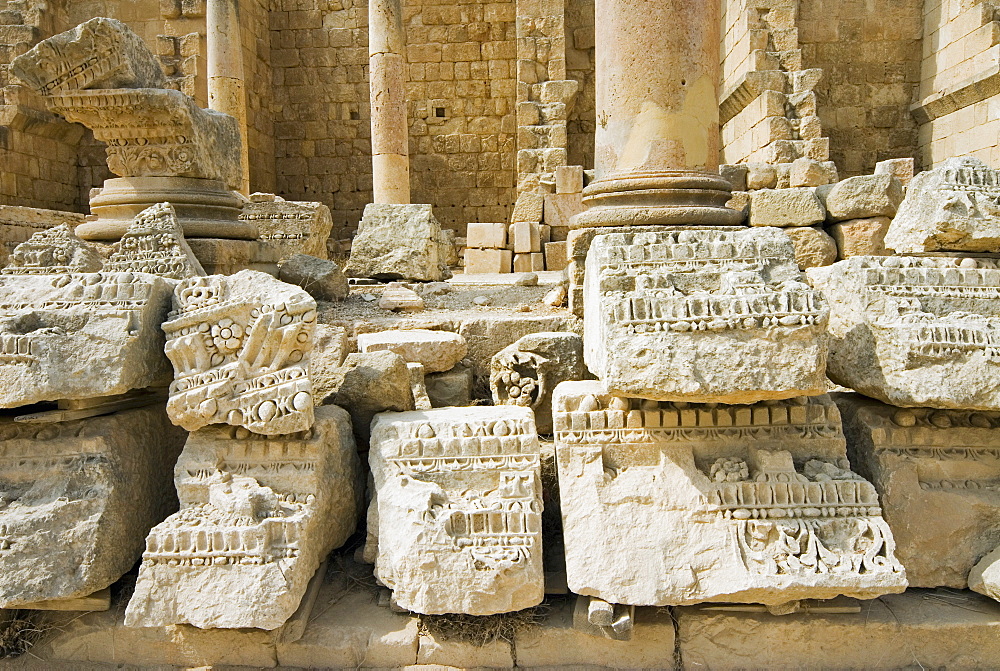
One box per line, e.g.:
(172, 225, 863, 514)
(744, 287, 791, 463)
(564, 0, 593, 171)
(914, 0, 1000, 169)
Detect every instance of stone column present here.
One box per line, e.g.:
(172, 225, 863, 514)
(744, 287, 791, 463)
(369, 0, 411, 204)
(207, 0, 250, 195)
(574, 0, 740, 227)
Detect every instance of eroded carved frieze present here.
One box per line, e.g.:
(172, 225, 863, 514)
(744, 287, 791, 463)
(0, 406, 185, 607)
(105, 202, 205, 279)
(584, 228, 829, 403)
(369, 406, 544, 615)
(554, 380, 906, 606)
(837, 393, 1000, 588)
(1, 224, 102, 275)
(162, 270, 317, 434)
(810, 255, 1000, 409)
(241, 197, 334, 260)
(125, 405, 360, 629)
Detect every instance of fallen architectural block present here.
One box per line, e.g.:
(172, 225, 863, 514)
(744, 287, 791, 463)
(241, 196, 334, 259)
(125, 405, 360, 629)
(346, 204, 451, 282)
(162, 270, 317, 434)
(886, 157, 1000, 253)
(369, 406, 544, 614)
(358, 329, 468, 373)
(554, 381, 907, 607)
(10, 17, 166, 93)
(1, 223, 102, 275)
(784, 226, 837, 269)
(838, 393, 1000, 588)
(810, 255, 1000, 409)
(323, 350, 415, 443)
(490, 331, 583, 434)
(585, 227, 829, 403)
(748, 188, 826, 227)
(820, 174, 903, 222)
(277, 253, 349, 302)
(0, 406, 186, 607)
(104, 202, 206, 279)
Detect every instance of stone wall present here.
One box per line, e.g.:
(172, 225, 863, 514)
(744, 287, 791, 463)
(564, 0, 593, 171)
(798, 0, 923, 176)
(913, 0, 1000, 169)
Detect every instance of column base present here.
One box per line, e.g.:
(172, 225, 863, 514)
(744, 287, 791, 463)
(78, 176, 256, 241)
(572, 170, 743, 228)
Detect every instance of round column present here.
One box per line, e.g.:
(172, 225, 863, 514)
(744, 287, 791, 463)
(207, 0, 250, 195)
(369, 0, 411, 204)
(575, 0, 740, 227)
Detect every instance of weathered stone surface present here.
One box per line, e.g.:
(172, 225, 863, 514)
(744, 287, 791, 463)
(322, 350, 415, 443)
(809, 255, 1000, 409)
(241, 195, 333, 259)
(746, 163, 778, 190)
(1, 223, 102, 275)
(676, 590, 1000, 669)
(820, 174, 904, 223)
(789, 157, 837, 188)
(278, 253, 349, 302)
(425, 362, 473, 408)
(827, 216, 891, 258)
(378, 283, 424, 311)
(784, 226, 837, 269)
(408, 362, 432, 410)
(125, 405, 360, 629)
(585, 228, 829, 403)
(490, 331, 583, 434)
(838, 393, 1000, 588)
(370, 406, 544, 614)
(346, 204, 451, 282)
(971, 547, 1000, 602)
(104, 202, 206, 279)
(555, 381, 906, 606)
(749, 188, 826, 227)
(0, 206, 88, 268)
(874, 157, 916, 187)
(163, 270, 317, 434)
(310, 323, 349, 402)
(10, 17, 166, 94)
(358, 329, 467, 373)
(0, 271, 174, 407)
(886, 157, 1000, 253)
(0, 406, 185, 608)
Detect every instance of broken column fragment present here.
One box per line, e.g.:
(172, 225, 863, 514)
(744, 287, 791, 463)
(162, 270, 317, 435)
(585, 227, 829, 403)
(0, 406, 186, 608)
(369, 406, 544, 615)
(554, 381, 907, 607)
(125, 405, 360, 629)
(809, 255, 1000, 410)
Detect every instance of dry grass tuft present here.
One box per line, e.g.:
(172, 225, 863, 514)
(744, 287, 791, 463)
(418, 604, 550, 647)
(0, 611, 52, 659)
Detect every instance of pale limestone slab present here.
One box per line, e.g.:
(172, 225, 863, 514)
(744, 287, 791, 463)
(124, 405, 361, 630)
(10, 17, 166, 94)
(162, 270, 317, 434)
(490, 331, 583, 434)
(820, 174, 903, 222)
(749, 188, 826, 227)
(358, 329, 467, 373)
(809, 255, 1000, 409)
(555, 381, 906, 607)
(346, 204, 451, 282)
(370, 406, 544, 615)
(241, 196, 334, 260)
(0, 406, 186, 608)
(277, 253, 349, 302)
(584, 228, 829, 403)
(784, 226, 837, 269)
(104, 202, 206, 279)
(886, 157, 1000, 253)
(838, 393, 1000, 588)
(0, 271, 174, 407)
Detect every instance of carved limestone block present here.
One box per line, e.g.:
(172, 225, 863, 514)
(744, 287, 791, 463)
(584, 228, 829, 403)
(809, 255, 1000, 409)
(369, 406, 544, 614)
(162, 270, 317, 435)
(837, 393, 1000, 588)
(0, 271, 174, 407)
(42, 88, 241, 189)
(346, 204, 453, 282)
(490, 331, 583, 434)
(554, 381, 907, 606)
(1, 223, 102, 275)
(104, 202, 206, 279)
(10, 17, 166, 95)
(0, 406, 186, 608)
(124, 405, 361, 629)
(241, 196, 334, 260)
(886, 157, 1000, 253)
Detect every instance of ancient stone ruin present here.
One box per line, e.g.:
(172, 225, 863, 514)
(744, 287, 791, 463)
(1, 1, 1000, 668)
